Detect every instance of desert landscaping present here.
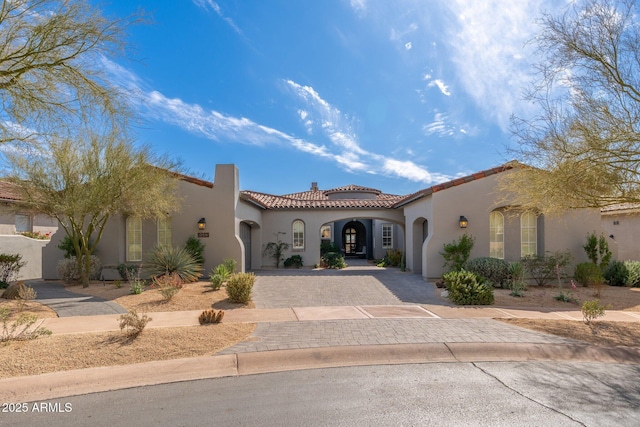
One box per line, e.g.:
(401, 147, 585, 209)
(1, 277, 639, 379)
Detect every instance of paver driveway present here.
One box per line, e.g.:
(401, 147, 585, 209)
(252, 260, 445, 309)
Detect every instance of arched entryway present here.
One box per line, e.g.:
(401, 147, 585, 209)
(342, 220, 366, 257)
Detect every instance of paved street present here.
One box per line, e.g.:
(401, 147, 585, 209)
(5, 363, 639, 427)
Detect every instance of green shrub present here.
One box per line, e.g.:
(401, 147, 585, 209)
(603, 260, 629, 287)
(145, 245, 202, 283)
(508, 262, 526, 297)
(209, 263, 231, 291)
(521, 250, 572, 286)
(443, 269, 494, 305)
(284, 254, 303, 268)
(0, 253, 26, 286)
(582, 300, 606, 324)
(321, 252, 347, 269)
(117, 263, 139, 281)
(57, 235, 79, 258)
(223, 258, 237, 274)
(226, 272, 255, 304)
(574, 262, 604, 287)
(623, 261, 640, 287)
(381, 249, 403, 267)
(583, 232, 612, 270)
(56, 256, 101, 284)
(465, 257, 511, 288)
(320, 241, 341, 256)
(118, 309, 151, 337)
(184, 235, 205, 266)
(129, 280, 143, 295)
(440, 234, 475, 272)
(0, 308, 52, 342)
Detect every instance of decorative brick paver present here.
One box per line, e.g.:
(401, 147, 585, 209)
(253, 263, 443, 309)
(218, 318, 579, 354)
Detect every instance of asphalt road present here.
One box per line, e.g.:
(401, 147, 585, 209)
(4, 362, 639, 426)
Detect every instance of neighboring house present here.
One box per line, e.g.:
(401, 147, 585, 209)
(0, 181, 58, 280)
(601, 203, 640, 261)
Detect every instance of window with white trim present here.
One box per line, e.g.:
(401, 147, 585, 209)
(382, 224, 393, 249)
(489, 211, 504, 259)
(521, 211, 537, 257)
(157, 217, 172, 248)
(126, 217, 142, 262)
(292, 220, 305, 249)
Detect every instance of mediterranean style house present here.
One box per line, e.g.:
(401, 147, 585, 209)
(36, 162, 605, 280)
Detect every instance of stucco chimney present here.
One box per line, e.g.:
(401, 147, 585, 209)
(311, 182, 318, 191)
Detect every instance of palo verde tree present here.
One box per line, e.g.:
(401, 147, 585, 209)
(503, 0, 640, 213)
(3, 130, 180, 287)
(0, 0, 140, 145)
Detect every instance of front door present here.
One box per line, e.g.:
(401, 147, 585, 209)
(240, 222, 251, 271)
(342, 220, 366, 256)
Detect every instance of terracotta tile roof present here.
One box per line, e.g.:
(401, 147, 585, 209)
(240, 187, 404, 210)
(393, 162, 518, 208)
(601, 203, 640, 213)
(0, 181, 22, 202)
(241, 162, 521, 210)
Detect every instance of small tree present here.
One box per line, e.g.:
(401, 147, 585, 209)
(4, 131, 181, 287)
(583, 232, 612, 270)
(0, 0, 141, 145)
(264, 232, 289, 269)
(440, 234, 475, 272)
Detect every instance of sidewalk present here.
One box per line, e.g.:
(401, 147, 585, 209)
(5, 303, 640, 402)
(5, 305, 640, 402)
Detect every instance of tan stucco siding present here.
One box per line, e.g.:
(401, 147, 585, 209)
(601, 212, 639, 261)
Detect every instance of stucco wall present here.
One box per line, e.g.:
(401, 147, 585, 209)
(258, 209, 404, 268)
(0, 235, 53, 280)
(601, 212, 638, 261)
(403, 171, 603, 280)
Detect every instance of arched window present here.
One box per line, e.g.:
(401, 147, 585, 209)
(157, 216, 172, 247)
(126, 217, 142, 262)
(489, 211, 504, 259)
(521, 211, 537, 257)
(292, 220, 305, 249)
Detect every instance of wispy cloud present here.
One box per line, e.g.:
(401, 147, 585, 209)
(285, 80, 451, 183)
(428, 79, 451, 96)
(422, 112, 456, 137)
(105, 59, 449, 185)
(443, 0, 547, 129)
(192, 0, 244, 36)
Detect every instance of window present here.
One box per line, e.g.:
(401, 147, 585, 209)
(320, 225, 331, 239)
(292, 220, 304, 249)
(489, 211, 504, 259)
(157, 217, 172, 247)
(126, 217, 142, 262)
(521, 212, 537, 257)
(382, 224, 393, 249)
(15, 214, 31, 233)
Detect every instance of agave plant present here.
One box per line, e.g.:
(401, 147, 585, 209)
(145, 245, 202, 283)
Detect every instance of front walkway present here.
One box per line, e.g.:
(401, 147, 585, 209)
(28, 281, 127, 317)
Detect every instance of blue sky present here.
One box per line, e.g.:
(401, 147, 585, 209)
(102, 0, 560, 196)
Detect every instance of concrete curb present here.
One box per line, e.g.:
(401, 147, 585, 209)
(3, 342, 639, 403)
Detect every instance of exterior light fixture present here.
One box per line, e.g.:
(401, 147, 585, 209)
(197, 218, 206, 230)
(459, 216, 468, 229)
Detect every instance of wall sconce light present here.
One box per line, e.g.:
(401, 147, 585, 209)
(459, 216, 468, 229)
(197, 218, 206, 230)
